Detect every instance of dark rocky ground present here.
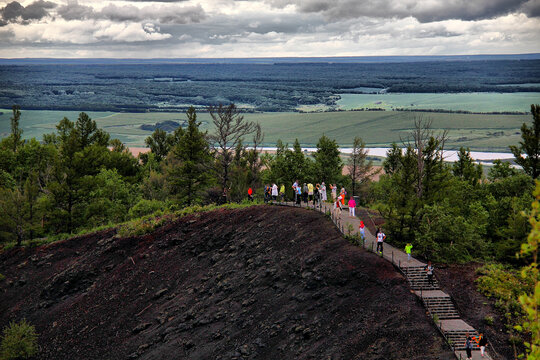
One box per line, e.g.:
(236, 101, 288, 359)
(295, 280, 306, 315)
(0, 206, 455, 359)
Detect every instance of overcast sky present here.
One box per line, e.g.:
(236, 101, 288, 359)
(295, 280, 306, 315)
(0, 0, 539, 58)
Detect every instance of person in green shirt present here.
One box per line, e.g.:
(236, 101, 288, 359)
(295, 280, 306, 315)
(279, 184, 285, 201)
(405, 243, 413, 261)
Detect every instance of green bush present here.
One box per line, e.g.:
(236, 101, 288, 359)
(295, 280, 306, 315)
(484, 315, 494, 326)
(127, 199, 168, 219)
(0, 319, 38, 360)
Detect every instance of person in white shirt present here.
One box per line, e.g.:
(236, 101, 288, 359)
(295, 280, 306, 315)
(271, 183, 278, 201)
(320, 182, 327, 201)
(376, 228, 386, 255)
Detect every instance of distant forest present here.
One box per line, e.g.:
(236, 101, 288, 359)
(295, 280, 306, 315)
(1, 60, 539, 112)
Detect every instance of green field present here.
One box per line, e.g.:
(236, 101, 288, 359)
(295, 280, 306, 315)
(0, 109, 531, 152)
(337, 92, 540, 112)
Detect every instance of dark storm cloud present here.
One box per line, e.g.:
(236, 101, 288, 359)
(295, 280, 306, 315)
(55, 1, 206, 24)
(265, 0, 529, 22)
(0, 0, 56, 25)
(521, 0, 540, 17)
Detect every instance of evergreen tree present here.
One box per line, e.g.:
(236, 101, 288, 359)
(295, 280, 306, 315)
(453, 147, 483, 185)
(510, 104, 540, 178)
(313, 135, 342, 185)
(145, 129, 174, 162)
(166, 107, 212, 206)
(383, 143, 401, 175)
(76, 112, 97, 148)
(10, 105, 22, 153)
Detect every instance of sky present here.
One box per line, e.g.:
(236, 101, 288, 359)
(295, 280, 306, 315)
(0, 0, 539, 58)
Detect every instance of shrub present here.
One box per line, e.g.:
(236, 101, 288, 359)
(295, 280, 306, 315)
(128, 199, 168, 219)
(484, 315, 494, 326)
(0, 319, 38, 360)
(0, 273, 4, 281)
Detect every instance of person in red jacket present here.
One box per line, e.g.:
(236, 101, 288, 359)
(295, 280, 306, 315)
(247, 187, 253, 201)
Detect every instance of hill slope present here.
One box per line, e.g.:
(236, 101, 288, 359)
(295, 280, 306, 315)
(0, 206, 453, 359)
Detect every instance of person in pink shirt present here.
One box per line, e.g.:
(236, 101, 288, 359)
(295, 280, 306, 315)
(348, 197, 356, 217)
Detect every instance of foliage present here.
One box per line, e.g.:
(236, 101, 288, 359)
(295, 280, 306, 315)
(128, 199, 168, 219)
(313, 135, 343, 186)
(208, 103, 258, 195)
(510, 104, 540, 179)
(347, 136, 378, 201)
(514, 181, 540, 359)
(166, 107, 213, 206)
(453, 147, 483, 185)
(145, 128, 174, 162)
(476, 264, 531, 332)
(0, 319, 38, 360)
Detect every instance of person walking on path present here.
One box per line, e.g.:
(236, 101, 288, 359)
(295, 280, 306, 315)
(425, 261, 434, 287)
(279, 184, 285, 201)
(405, 243, 413, 261)
(376, 228, 385, 255)
(331, 184, 337, 202)
(314, 184, 320, 206)
(348, 197, 356, 217)
(247, 187, 253, 201)
(308, 183, 314, 202)
(358, 221, 366, 243)
(334, 194, 343, 217)
(340, 187, 346, 205)
(474, 333, 488, 357)
(302, 183, 308, 204)
(465, 332, 474, 360)
(296, 184, 302, 205)
(320, 182, 327, 201)
(272, 183, 278, 201)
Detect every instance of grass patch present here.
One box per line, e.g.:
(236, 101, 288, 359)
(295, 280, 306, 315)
(117, 200, 264, 238)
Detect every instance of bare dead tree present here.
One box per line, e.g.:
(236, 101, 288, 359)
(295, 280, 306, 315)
(401, 114, 448, 198)
(208, 104, 258, 194)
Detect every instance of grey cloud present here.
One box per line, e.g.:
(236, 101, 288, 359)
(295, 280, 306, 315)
(1, 0, 55, 25)
(56, 1, 94, 21)
(265, 0, 529, 22)
(55, 1, 206, 24)
(521, 0, 540, 17)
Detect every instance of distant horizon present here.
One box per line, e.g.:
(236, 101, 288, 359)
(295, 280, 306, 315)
(2, 53, 540, 65)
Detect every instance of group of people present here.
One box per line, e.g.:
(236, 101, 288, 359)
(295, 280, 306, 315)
(465, 332, 488, 359)
(258, 183, 285, 203)
(291, 180, 329, 206)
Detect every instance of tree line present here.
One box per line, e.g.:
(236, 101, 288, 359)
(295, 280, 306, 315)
(1, 103, 539, 267)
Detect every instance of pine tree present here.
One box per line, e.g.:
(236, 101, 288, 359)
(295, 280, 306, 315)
(510, 104, 540, 178)
(313, 135, 342, 185)
(167, 107, 213, 206)
(10, 105, 22, 153)
(453, 147, 483, 185)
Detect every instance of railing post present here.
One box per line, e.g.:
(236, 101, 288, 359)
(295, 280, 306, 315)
(392, 251, 394, 264)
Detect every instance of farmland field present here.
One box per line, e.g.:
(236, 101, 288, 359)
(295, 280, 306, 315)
(336, 92, 540, 112)
(0, 108, 529, 152)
